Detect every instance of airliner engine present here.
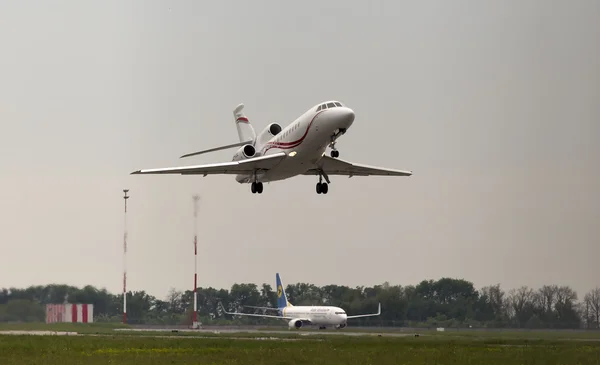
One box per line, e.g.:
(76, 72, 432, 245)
(232, 144, 256, 161)
(256, 123, 283, 147)
(288, 319, 303, 329)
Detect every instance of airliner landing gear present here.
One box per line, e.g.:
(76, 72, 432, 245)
(316, 172, 329, 194)
(329, 129, 346, 158)
(251, 182, 263, 194)
(316, 182, 328, 194)
(330, 142, 340, 158)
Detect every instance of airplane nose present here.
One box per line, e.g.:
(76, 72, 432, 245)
(340, 107, 354, 128)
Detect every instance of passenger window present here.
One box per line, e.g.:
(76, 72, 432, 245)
(327, 102, 335, 108)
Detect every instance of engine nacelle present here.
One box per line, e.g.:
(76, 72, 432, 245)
(288, 319, 303, 329)
(232, 144, 256, 161)
(256, 123, 283, 147)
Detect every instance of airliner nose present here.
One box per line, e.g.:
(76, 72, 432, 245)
(340, 107, 355, 128)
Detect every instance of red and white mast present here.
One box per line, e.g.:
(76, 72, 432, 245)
(192, 194, 200, 329)
(122, 189, 129, 324)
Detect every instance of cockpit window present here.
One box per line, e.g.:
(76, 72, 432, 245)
(327, 102, 335, 108)
(317, 105, 322, 111)
(335, 311, 346, 315)
(334, 102, 342, 107)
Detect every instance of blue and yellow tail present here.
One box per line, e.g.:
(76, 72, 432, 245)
(276, 273, 292, 310)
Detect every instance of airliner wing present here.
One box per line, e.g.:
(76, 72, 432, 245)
(219, 303, 293, 320)
(130, 152, 287, 176)
(346, 303, 381, 319)
(243, 305, 279, 311)
(180, 140, 253, 158)
(303, 156, 412, 177)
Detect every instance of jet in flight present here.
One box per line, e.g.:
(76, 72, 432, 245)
(131, 101, 412, 194)
(220, 273, 381, 330)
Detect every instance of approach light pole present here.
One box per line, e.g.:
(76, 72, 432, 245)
(122, 189, 129, 324)
(192, 194, 201, 329)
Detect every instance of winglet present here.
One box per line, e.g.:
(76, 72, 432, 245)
(218, 302, 231, 315)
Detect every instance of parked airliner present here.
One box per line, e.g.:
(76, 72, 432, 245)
(220, 273, 381, 330)
(131, 101, 412, 194)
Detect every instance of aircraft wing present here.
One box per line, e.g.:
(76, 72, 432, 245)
(303, 156, 412, 177)
(346, 303, 381, 319)
(180, 140, 253, 159)
(243, 305, 279, 311)
(219, 303, 293, 320)
(130, 152, 287, 176)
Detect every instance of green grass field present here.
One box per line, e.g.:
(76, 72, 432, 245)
(1, 327, 600, 365)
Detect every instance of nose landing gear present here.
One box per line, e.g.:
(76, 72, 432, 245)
(329, 128, 346, 158)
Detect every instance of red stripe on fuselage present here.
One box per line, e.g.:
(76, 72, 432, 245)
(236, 117, 249, 123)
(262, 110, 325, 154)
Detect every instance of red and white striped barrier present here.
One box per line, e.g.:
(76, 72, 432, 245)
(45, 304, 94, 323)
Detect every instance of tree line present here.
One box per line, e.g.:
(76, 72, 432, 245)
(1, 278, 599, 329)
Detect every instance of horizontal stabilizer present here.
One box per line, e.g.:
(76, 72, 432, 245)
(180, 140, 253, 158)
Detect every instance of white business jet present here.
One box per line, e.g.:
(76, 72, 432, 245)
(131, 101, 412, 194)
(220, 273, 381, 330)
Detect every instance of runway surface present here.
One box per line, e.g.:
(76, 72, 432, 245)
(0, 328, 417, 339)
(113, 327, 417, 338)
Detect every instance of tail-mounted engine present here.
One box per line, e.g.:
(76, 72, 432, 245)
(232, 144, 257, 161)
(288, 319, 303, 329)
(256, 123, 283, 147)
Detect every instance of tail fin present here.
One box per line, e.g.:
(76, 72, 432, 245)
(233, 103, 256, 143)
(276, 273, 292, 309)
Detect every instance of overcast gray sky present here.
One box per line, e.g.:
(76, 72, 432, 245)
(1, 0, 599, 299)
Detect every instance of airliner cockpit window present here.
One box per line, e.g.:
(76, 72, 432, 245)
(327, 102, 335, 108)
(334, 102, 342, 107)
(317, 105, 322, 111)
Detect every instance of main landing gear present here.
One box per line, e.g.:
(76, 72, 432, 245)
(316, 181, 328, 194)
(251, 181, 263, 194)
(316, 170, 330, 194)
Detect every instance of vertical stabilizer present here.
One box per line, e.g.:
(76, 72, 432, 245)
(233, 103, 257, 143)
(276, 273, 292, 310)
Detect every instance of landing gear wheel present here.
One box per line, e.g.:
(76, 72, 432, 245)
(316, 182, 328, 194)
(251, 182, 263, 194)
(330, 150, 339, 158)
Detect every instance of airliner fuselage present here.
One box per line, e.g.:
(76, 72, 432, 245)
(234, 101, 355, 185)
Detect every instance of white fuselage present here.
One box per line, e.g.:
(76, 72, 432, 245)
(234, 102, 355, 184)
(281, 305, 348, 327)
